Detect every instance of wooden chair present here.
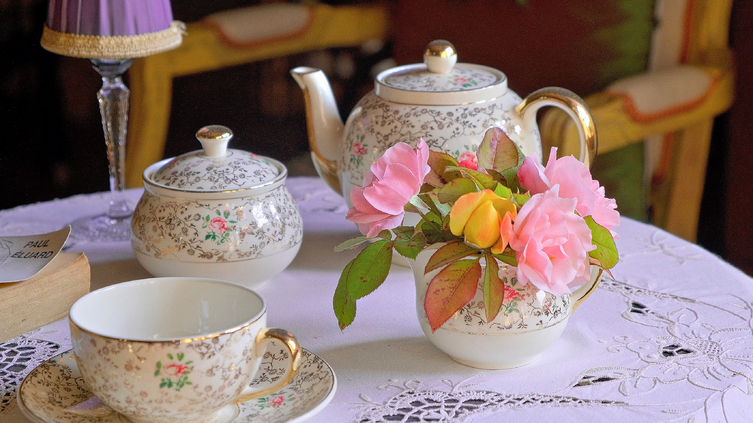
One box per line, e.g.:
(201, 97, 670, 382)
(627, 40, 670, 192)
(539, 0, 734, 242)
(125, 2, 390, 188)
(391, 0, 733, 243)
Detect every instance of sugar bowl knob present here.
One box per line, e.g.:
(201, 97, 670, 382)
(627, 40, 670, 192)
(196, 125, 233, 157)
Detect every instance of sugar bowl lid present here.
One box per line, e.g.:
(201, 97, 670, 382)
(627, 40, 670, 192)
(374, 40, 508, 106)
(148, 125, 281, 192)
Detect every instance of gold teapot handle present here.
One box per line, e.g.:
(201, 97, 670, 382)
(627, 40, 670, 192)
(571, 266, 603, 313)
(516, 87, 597, 168)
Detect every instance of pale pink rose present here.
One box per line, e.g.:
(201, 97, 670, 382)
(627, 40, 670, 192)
(510, 186, 595, 296)
(271, 395, 285, 407)
(352, 141, 366, 157)
(347, 138, 430, 237)
(208, 216, 229, 234)
(458, 151, 478, 170)
(518, 147, 619, 232)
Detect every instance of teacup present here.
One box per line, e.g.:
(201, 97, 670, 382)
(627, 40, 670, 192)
(68, 277, 302, 423)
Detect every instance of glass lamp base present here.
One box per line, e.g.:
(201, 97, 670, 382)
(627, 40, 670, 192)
(70, 214, 132, 242)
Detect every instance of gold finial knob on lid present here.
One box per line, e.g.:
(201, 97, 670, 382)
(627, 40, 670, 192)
(423, 40, 457, 74)
(196, 125, 233, 157)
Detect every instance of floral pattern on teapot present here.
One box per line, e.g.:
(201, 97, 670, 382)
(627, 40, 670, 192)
(383, 66, 497, 92)
(342, 91, 537, 188)
(131, 186, 303, 263)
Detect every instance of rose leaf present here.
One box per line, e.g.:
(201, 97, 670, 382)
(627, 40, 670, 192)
(424, 258, 482, 332)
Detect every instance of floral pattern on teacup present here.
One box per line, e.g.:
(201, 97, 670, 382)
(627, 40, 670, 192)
(19, 347, 336, 423)
(155, 353, 194, 391)
(69, 324, 259, 422)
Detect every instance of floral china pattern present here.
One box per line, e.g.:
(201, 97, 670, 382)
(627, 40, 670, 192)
(131, 186, 303, 263)
(68, 324, 258, 422)
(342, 91, 534, 187)
(382, 66, 497, 92)
(155, 353, 194, 391)
(151, 150, 279, 191)
(416, 264, 570, 335)
(18, 346, 336, 423)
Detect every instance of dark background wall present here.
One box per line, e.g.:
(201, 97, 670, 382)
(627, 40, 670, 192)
(0, 0, 751, 275)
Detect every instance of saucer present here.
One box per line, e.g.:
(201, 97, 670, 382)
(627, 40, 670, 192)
(18, 345, 337, 423)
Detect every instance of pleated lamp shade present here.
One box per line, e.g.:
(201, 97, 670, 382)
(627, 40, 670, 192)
(40, 0, 184, 58)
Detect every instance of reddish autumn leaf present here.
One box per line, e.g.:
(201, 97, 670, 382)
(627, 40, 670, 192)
(483, 253, 505, 322)
(424, 258, 482, 332)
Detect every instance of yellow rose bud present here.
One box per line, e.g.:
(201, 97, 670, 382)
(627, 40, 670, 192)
(450, 189, 517, 249)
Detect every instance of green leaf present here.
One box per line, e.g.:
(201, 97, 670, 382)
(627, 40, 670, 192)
(334, 236, 370, 252)
(444, 166, 496, 191)
(346, 240, 393, 299)
(392, 226, 415, 239)
(376, 230, 393, 240)
(424, 258, 482, 332)
(425, 150, 459, 188)
(394, 231, 426, 259)
(177, 353, 184, 361)
(424, 240, 481, 274)
(492, 249, 518, 267)
(437, 178, 478, 204)
(333, 260, 357, 330)
(477, 127, 520, 172)
(167, 354, 173, 360)
(584, 216, 619, 269)
(424, 191, 453, 218)
(492, 183, 512, 199)
(483, 253, 505, 322)
(501, 167, 522, 192)
(512, 193, 530, 207)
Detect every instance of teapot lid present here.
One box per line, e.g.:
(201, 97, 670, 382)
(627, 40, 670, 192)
(148, 125, 282, 192)
(375, 40, 508, 106)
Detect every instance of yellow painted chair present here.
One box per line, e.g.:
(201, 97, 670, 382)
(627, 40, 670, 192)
(125, 2, 390, 188)
(540, 0, 734, 242)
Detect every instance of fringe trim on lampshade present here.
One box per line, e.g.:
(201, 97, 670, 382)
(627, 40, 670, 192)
(41, 21, 185, 59)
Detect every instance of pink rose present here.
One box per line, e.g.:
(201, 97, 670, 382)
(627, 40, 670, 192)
(518, 147, 619, 232)
(458, 151, 478, 171)
(510, 186, 595, 296)
(165, 363, 189, 376)
(208, 216, 229, 234)
(271, 395, 285, 407)
(352, 141, 366, 157)
(347, 139, 430, 237)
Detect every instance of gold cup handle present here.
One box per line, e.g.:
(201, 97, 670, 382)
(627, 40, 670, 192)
(570, 267, 603, 313)
(515, 87, 598, 168)
(234, 328, 302, 404)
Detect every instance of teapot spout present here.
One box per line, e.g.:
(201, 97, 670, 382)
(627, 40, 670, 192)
(291, 66, 344, 195)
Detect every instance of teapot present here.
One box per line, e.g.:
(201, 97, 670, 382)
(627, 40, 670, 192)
(291, 40, 597, 205)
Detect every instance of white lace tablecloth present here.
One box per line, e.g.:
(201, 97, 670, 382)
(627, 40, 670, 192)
(2, 177, 752, 422)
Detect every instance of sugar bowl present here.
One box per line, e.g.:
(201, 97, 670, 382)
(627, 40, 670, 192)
(130, 125, 303, 288)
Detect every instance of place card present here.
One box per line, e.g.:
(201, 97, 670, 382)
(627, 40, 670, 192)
(0, 226, 70, 283)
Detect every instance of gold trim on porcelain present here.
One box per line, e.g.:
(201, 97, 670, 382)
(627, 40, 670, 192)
(424, 40, 457, 58)
(69, 279, 267, 344)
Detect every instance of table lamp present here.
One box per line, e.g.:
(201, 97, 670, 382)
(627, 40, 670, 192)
(40, 0, 184, 242)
